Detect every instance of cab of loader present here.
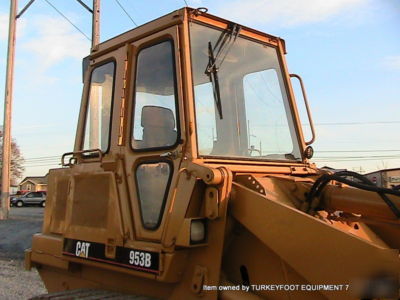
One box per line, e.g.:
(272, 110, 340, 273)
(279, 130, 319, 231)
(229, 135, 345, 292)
(26, 7, 400, 300)
(79, 8, 312, 165)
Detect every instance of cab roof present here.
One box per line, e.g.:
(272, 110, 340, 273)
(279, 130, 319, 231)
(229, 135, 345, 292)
(90, 7, 285, 58)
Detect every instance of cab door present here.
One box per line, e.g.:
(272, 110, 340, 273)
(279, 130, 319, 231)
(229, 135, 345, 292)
(61, 46, 127, 257)
(123, 26, 185, 244)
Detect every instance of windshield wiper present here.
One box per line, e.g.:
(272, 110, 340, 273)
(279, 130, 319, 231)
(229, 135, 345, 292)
(207, 41, 223, 119)
(205, 23, 241, 119)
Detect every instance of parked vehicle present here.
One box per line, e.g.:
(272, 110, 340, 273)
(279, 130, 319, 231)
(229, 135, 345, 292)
(9, 195, 17, 207)
(11, 191, 46, 207)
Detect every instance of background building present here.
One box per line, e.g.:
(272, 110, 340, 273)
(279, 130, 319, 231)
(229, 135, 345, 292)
(364, 168, 400, 189)
(19, 174, 48, 192)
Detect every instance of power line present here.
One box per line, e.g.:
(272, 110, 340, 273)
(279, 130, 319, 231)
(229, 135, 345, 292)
(315, 157, 400, 162)
(313, 121, 400, 126)
(183, 0, 189, 7)
(251, 121, 400, 127)
(244, 78, 272, 108)
(314, 155, 400, 159)
(23, 163, 61, 167)
(315, 155, 400, 159)
(316, 150, 400, 153)
(25, 163, 59, 166)
(24, 162, 59, 165)
(24, 159, 59, 163)
(43, 0, 91, 41)
(114, 0, 138, 26)
(23, 158, 60, 164)
(24, 155, 60, 160)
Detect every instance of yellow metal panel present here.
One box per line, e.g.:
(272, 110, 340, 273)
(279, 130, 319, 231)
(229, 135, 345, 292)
(231, 183, 399, 299)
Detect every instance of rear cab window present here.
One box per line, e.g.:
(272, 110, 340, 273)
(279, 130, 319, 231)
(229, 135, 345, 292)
(82, 61, 116, 152)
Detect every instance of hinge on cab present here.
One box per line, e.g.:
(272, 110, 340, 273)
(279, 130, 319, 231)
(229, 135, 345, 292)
(191, 265, 208, 294)
(118, 44, 132, 146)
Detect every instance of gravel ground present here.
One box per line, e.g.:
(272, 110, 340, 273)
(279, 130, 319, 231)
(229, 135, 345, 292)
(0, 259, 46, 299)
(0, 207, 47, 299)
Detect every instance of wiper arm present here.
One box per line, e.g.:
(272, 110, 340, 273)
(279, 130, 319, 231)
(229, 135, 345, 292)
(205, 23, 241, 120)
(207, 23, 241, 73)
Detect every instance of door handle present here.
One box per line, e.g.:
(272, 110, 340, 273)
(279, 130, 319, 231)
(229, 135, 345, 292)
(160, 150, 179, 159)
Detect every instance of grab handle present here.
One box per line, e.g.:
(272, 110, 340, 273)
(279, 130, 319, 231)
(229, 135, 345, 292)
(290, 74, 315, 145)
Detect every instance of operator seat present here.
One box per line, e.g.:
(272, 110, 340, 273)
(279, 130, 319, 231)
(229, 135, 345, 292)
(141, 105, 177, 148)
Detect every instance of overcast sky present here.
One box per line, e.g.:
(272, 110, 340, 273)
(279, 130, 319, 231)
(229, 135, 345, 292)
(0, 0, 399, 178)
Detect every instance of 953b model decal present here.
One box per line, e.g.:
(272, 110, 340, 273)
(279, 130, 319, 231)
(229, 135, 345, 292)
(63, 238, 160, 274)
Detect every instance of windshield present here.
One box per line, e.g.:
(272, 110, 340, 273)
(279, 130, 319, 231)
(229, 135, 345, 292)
(190, 22, 301, 161)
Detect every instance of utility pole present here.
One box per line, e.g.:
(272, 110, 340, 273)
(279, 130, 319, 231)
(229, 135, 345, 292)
(0, 0, 18, 220)
(75, 0, 100, 48)
(92, 0, 100, 49)
(76, 0, 100, 48)
(1, 0, 36, 220)
(0, 1, 98, 219)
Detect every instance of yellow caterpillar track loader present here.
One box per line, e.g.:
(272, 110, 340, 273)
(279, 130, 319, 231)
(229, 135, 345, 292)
(26, 7, 400, 300)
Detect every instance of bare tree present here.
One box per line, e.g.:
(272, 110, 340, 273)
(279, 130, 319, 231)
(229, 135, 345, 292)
(0, 131, 25, 183)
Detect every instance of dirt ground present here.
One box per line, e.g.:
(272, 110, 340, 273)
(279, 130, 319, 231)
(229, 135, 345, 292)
(0, 207, 47, 299)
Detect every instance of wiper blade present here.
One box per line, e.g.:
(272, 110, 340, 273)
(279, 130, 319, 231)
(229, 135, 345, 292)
(207, 41, 223, 119)
(205, 23, 241, 120)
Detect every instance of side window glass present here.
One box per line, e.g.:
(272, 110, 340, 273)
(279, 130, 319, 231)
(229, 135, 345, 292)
(136, 162, 171, 230)
(194, 82, 216, 155)
(83, 61, 115, 152)
(27, 193, 34, 198)
(132, 41, 178, 150)
(243, 69, 294, 156)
